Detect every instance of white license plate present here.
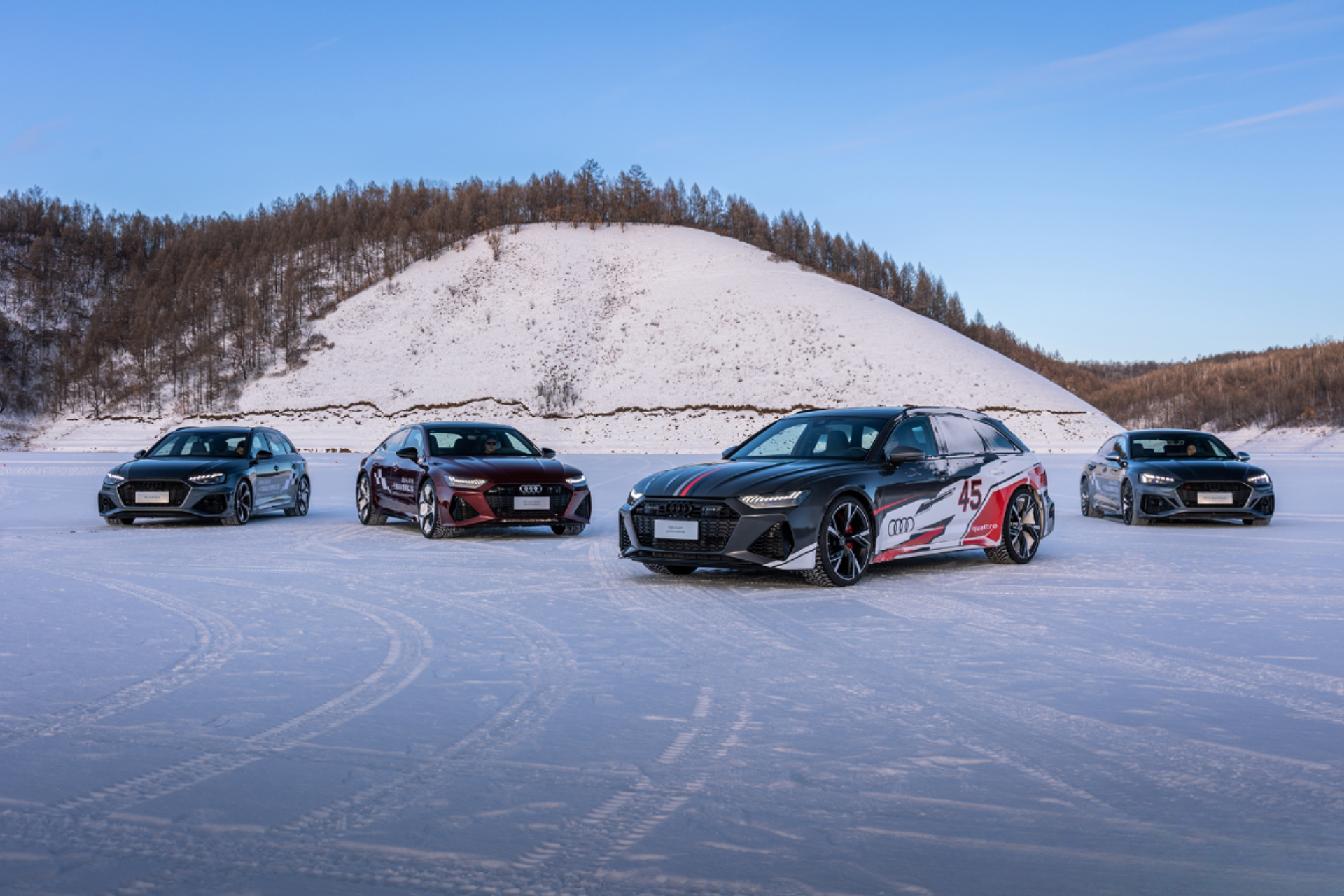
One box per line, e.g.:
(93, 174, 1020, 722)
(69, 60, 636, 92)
(1197, 491, 1234, 505)
(135, 491, 170, 505)
(654, 519, 699, 540)
(514, 496, 551, 511)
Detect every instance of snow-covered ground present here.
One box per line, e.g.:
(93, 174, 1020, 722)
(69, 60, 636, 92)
(31, 225, 1120, 453)
(2, 451, 1342, 895)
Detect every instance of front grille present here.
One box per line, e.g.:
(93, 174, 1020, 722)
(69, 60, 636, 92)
(631, 500, 739, 551)
(748, 522, 793, 560)
(486, 484, 569, 519)
(118, 480, 189, 507)
(1176, 481, 1251, 509)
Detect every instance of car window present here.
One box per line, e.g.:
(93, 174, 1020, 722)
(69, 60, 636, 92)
(251, 431, 274, 457)
(404, 427, 427, 458)
(973, 420, 1019, 454)
(148, 430, 251, 458)
(936, 415, 987, 456)
(425, 426, 540, 457)
(735, 415, 889, 460)
(1129, 433, 1234, 460)
(884, 415, 937, 457)
(270, 432, 295, 455)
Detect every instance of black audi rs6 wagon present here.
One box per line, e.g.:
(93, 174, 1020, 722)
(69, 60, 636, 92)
(619, 407, 1055, 587)
(1080, 429, 1274, 525)
(98, 426, 310, 526)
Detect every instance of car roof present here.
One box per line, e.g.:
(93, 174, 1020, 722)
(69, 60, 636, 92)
(417, 421, 521, 429)
(172, 425, 255, 433)
(788, 406, 992, 420)
(1127, 428, 1213, 437)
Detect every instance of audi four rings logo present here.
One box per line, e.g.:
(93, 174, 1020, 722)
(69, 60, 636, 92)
(886, 516, 915, 536)
(519, 484, 542, 494)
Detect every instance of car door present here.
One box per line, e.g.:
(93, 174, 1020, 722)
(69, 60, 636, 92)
(872, 414, 951, 555)
(250, 431, 286, 509)
(392, 426, 428, 512)
(1097, 436, 1128, 510)
(932, 413, 996, 545)
(369, 428, 408, 514)
(266, 430, 300, 505)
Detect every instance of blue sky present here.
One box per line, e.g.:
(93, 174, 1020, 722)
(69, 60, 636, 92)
(4, 1, 1341, 361)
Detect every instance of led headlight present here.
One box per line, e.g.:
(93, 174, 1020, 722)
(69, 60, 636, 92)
(738, 490, 809, 509)
(566, 475, 588, 488)
(627, 488, 644, 504)
(1139, 472, 1176, 486)
(103, 471, 125, 485)
(447, 474, 487, 489)
(188, 472, 226, 485)
(1247, 472, 1271, 486)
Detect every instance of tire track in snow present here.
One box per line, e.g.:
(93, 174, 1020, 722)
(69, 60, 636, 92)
(55, 585, 431, 814)
(0, 570, 242, 750)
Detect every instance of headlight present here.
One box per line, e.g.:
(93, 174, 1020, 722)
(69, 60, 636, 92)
(739, 490, 809, 509)
(188, 472, 226, 485)
(566, 475, 588, 488)
(447, 475, 487, 489)
(627, 488, 644, 504)
(1139, 472, 1176, 486)
(1247, 472, 1271, 486)
(103, 472, 125, 485)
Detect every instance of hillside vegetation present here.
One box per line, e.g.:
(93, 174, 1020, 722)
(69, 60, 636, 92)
(1, 162, 1338, 429)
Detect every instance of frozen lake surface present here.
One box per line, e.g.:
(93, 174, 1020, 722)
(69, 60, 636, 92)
(1, 452, 1342, 895)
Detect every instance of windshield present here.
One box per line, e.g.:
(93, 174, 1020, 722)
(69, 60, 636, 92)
(425, 425, 540, 458)
(734, 415, 888, 460)
(147, 430, 251, 458)
(1129, 432, 1235, 461)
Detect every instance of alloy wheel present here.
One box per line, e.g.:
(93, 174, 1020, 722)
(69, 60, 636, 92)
(824, 499, 872, 583)
(418, 481, 437, 536)
(356, 475, 371, 523)
(235, 482, 252, 525)
(1006, 491, 1042, 560)
(295, 477, 310, 515)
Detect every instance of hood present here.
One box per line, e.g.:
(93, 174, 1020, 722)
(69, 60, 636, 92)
(637, 458, 862, 500)
(429, 455, 578, 482)
(117, 457, 245, 480)
(1136, 459, 1266, 482)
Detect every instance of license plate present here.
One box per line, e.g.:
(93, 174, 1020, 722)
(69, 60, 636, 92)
(654, 519, 699, 540)
(1197, 491, 1234, 505)
(513, 496, 551, 511)
(135, 491, 170, 504)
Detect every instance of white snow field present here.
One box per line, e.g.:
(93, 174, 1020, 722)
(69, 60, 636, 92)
(1, 451, 1342, 895)
(33, 225, 1119, 454)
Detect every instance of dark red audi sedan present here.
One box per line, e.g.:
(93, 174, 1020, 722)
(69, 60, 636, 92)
(355, 422, 591, 538)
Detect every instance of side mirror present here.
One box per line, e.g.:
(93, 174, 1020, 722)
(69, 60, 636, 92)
(721, 444, 738, 459)
(396, 446, 419, 462)
(885, 445, 925, 466)
(540, 447, 557, 459)
(134, 449, 146, 459)
(256, 449, 274, 461)
(1236, 451, 1251, 461)
(1105, 451, 1126, 466)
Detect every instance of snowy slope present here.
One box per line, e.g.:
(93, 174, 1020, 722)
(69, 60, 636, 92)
(36, 225, 1121, 452)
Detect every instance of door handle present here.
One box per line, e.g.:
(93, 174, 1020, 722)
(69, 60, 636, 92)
(273, 465, 280, 471)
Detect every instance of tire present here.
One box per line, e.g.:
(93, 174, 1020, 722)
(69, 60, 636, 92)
(105, 516, 134, 526)
(645, 563, 696, 576)
(551, 523, 585, 536)
(1121, 481, 1149, 526)
(985, 487, 1044, 564)
(417, 478, 454, 539)
(284, 476, 311, 517)
(356, 473, 387, 526)
(220, 480, 252, 526)
(1080, 477, 1101, 518)
(802, 495, 874, 587)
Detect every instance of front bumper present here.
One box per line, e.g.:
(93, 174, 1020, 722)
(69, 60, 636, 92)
(617, 497, 821, 571)
(98, 479, 236, 520)
(438, 484, 592, 529)
(1133, 480, 1274, 522)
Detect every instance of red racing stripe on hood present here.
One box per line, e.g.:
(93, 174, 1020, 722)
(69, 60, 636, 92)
(677, 469, 715, 497)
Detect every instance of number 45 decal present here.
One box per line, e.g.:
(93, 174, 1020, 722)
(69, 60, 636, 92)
(958, 478, 983, 511)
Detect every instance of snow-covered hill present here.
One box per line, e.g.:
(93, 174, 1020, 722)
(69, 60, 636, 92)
(36, 225, 1121, 452)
